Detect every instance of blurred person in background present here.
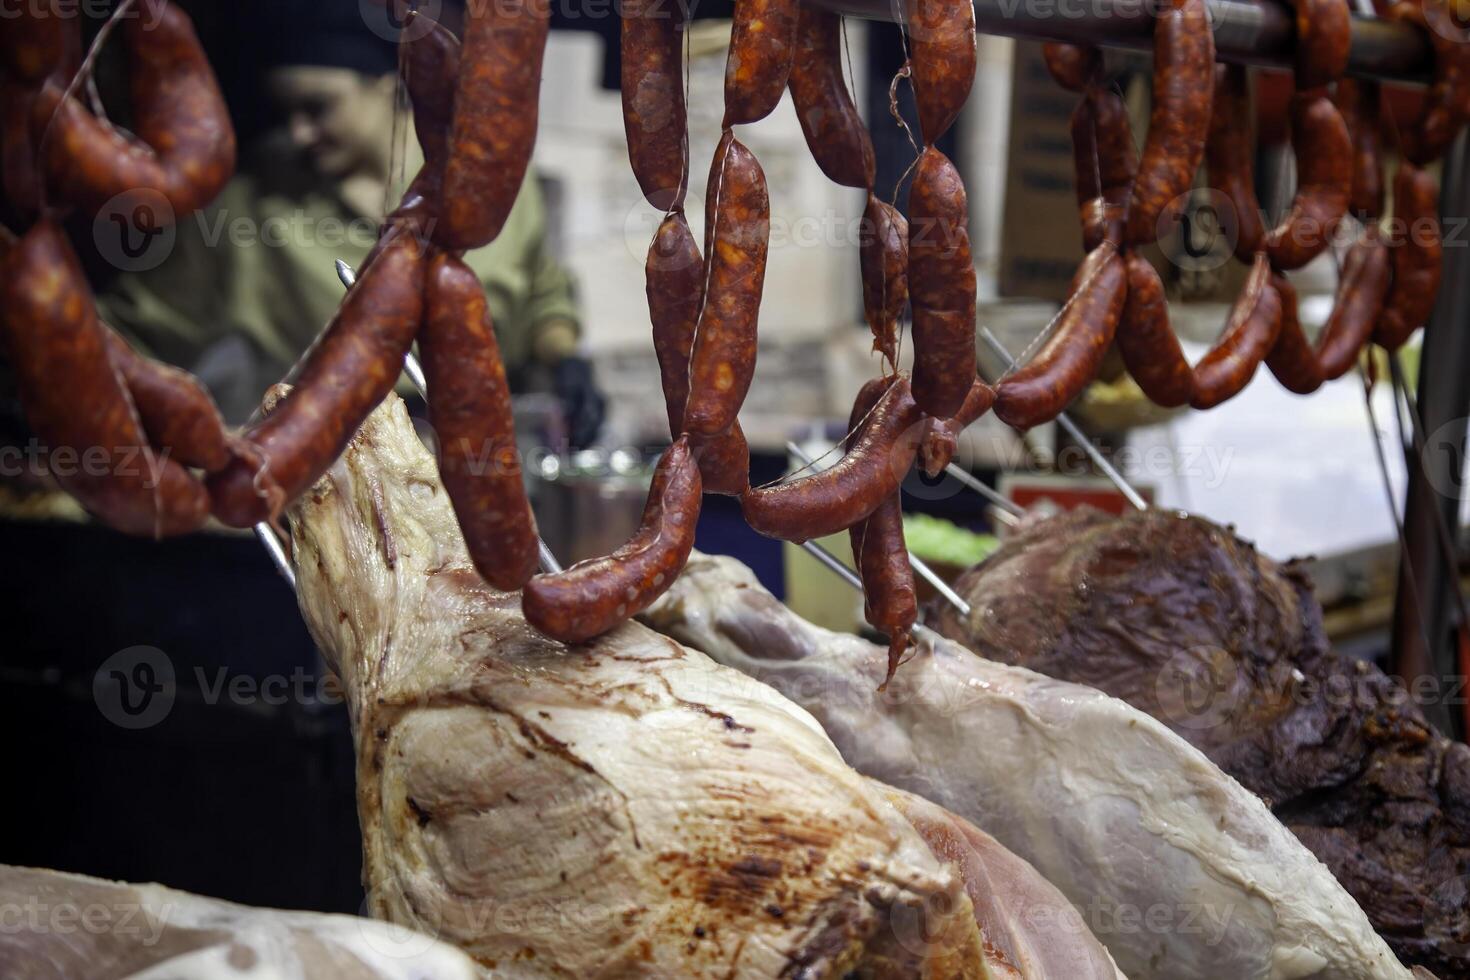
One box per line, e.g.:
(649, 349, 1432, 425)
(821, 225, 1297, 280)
(101, 0, 604, 446)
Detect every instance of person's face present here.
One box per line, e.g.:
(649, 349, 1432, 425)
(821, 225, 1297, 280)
(266, 67, 396, 178)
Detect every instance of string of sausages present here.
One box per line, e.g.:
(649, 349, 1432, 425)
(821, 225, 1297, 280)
(1, 0, 1466, 659)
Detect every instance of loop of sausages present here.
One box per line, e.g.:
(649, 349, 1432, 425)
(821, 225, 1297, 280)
(723, 0, 800, 127)
(1122, 0, 1213, 248)
(741, 376, 925, 542)
(522, 437, 702, 644)
(32, 0, 235, 218)
(208, 233, 427, 527)
(907, 147, 978, 419)
(436, 0, 550, 251)
(1261, 91, 1352, 272)
(1375, 162, 1444, 349)
(0, 220, 209, 537)
(102, 329, 233, 474)
(907, 0, 978, 145)
(621, 0, 690, 210)
(1389, 0, 1470, 167)
(420, 252, 541, 593)
(1072, 86, 1138, 253)
(1188, 254, 1285, 409)
(1205, 64, 1266, 263)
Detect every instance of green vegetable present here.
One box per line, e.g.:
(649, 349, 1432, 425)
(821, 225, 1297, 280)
(902, 512, 999, 567)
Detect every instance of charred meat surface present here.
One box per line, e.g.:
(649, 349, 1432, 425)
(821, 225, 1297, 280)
(927, 507, 1470, 978)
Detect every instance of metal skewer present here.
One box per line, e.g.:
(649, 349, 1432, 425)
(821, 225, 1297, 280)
(785, 441, 972, 617)
(979, 327, 1149, 511)
(941, 462, 1023, 524)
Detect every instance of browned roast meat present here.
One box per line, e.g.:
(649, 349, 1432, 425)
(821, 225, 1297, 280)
(926, 507, 1470, 977)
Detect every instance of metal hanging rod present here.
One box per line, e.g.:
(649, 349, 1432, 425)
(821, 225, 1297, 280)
(785, 441, 973, 615)
(806, 0, 1430, 82)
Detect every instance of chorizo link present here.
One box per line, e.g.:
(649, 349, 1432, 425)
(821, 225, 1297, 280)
(647, 211, 750, 494)
(723, 0, 800, 127)
(1190, 253, 1284, 409)
(789, 8, 875, 190)
(0, 0, 63, 84)
(1283, 0, 1351, 90)
(859, 194, 908, 367)
(1334, 78, 1385, 220)
(1262, 92, 1352, 271)
(0, 219, 208, 537)
(917, 377, 996, 477)
(35, 0, 235, 218)
(621, 0, 690, 210)
(1122, 0, 1213, 247)
(994, 245, 1127, 429)
(1074, 87, 1138, 251)
(1316, 227, 1389, 379)
(1375, 162, 1443, 349)
(908, 147, 977, 418)
(420, 252, 540, 593)
(522, 436, 702, 644)
(908, 0, 977, 145)
(1263, 274, 1324, 395)
(101, 327, 232, 473)
(855, 491, 916, 687)
(683, 137, 768, 440)
(437, 0, 550, 250)
(1391, 0, 1470, 166)
(207, 233, 426, 527)
(1205, 64, 1266, 263)
(1116, 252, 1194, 407)
(741, 376, 924, 542)
(1042, 43, 1101, 94)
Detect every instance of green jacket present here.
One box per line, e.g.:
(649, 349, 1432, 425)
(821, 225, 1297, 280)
(100, 144, 580, 421)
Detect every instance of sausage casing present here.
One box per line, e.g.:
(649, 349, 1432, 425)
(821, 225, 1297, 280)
(648, 211, 704, 439)
(684, 136, 768, 440)
(908, 148, 977, 418)
(421, 252, 540, 592)
(1334, 78, 1385, 220)
(1190, 253, 1284, 409)
(917, 377, 996, 477)
(1122, 0, 1213, 247)
(994, 245, 1126, 429)
(36, 0, 235, 217)
(1205, 64, 1266, 263)
(1116, 252, 1194, 408)
(859, 194, 908, 367)
(723, 0, 799, 127)
(522, 436, 702, 643)
(621, 0, 690, 210)
(208, 233, 426, 526)
(1262, 92, 1351, 271)
(1316, 226, 1389, 379)
(1263, 274, 1324, 395)
(1375, 162, 1443, 349)
(1042, 43, 1101, 93)
(437, 0, 550, 249)
(908, 0, 977, 144)
(102, 327, 232, 473)
(0, 220, 208, 537)
(789, 8, 875, 190)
